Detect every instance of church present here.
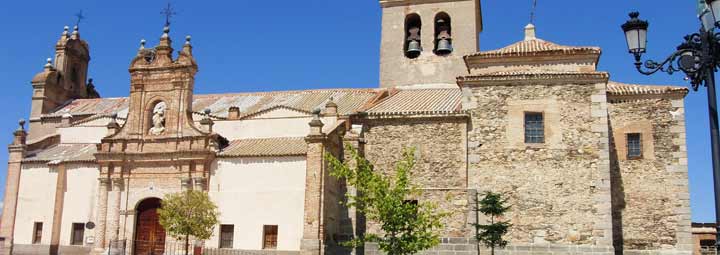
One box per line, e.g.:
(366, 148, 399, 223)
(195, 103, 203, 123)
(0, 0, 693, 254)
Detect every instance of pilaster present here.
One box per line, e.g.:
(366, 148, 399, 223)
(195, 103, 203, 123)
(0, 120, 27, 255)
(591, 82, 614, 248)
(49, 163, 67, 255)
(301, 111, 326, 255)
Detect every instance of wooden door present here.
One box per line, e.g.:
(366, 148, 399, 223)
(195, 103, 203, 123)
(134, 198, 166, 255)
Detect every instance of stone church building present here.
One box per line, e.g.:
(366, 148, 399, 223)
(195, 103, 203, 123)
(0, 0, 693, 254)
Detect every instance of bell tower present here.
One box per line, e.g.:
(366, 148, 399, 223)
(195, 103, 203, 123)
(378, 0, 482, 88)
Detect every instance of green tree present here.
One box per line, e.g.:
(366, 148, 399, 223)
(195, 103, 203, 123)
(325, 145, 446, 255)
(158, 190, 219, 255)
(472, 191, 511, 255)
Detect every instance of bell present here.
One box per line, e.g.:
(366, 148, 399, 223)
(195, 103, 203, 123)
(407, 40, 422, 54)
(436, 38, 453, 55)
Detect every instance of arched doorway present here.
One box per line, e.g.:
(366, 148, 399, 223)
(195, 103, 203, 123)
(134, 198, 166, 255)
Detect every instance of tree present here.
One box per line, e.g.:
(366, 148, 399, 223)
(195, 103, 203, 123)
(158, 190, 219, 255)
(325, 145, 446, 255)
(471, 191, 511, 255)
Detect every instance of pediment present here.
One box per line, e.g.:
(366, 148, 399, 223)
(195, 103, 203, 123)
(240, 106, 312, 120)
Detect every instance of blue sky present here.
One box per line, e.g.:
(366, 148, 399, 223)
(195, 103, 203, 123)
(0, 0, 715, 222)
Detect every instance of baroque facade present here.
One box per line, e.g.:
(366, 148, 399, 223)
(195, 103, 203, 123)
(0, 0, 693, 254)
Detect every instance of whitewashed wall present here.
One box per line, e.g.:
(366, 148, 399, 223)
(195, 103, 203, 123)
(207, 157, 306, 251)
(13, 164, 58, 245)
(58, 126, 108, 144)
(212, 108, 336, 140)
(58, 163, 98, 246)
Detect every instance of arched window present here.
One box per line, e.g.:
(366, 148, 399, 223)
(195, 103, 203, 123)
(404, 14, 422, 59)
(434, 12, 453, 55)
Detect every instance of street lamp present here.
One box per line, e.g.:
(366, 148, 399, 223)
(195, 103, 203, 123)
(621, 4, 720, 252)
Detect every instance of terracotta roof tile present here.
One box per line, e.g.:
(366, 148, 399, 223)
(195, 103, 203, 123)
(467, 38, 600, 59)
(607, 81, 688, 97)
(218, 137, 307, 157)
(366, 88, 462, 115)
(45, 89, 381, 119)
(23, 144, 97, 163)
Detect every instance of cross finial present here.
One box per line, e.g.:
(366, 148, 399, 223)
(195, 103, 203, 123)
(161, 3, 177, 27)
(74, 10, 85, 27)
(529, 0, 537, 24)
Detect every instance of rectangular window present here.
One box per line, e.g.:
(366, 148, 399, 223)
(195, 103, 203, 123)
(219, 224, 234, 249)
(262, 225, 278, 250)
(32, 222, 42, 244)
(524, 112, 545, 144)
(627, 133, 643, 159)
(70, 223, 84, 245)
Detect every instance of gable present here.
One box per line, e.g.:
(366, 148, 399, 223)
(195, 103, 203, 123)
(243, 106, 311, 120)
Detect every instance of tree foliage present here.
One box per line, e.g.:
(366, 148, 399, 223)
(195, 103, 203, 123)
(158, 190, 219, 254)
(325, 145, 446, 255)
(471, 192, 511, 255)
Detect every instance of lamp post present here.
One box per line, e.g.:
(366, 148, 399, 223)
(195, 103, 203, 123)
(621, 2, 720, 251)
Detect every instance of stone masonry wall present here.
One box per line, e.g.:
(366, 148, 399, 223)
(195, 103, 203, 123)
(361, 117, 471, 238)
(465, 82, 611, 248)
(608, 97, 692, 254)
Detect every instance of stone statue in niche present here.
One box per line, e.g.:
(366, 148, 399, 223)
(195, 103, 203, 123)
(149, 102, 167, 135)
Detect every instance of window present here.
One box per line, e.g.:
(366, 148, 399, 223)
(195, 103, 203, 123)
(404, 14, 422, 59)
(262, 225, 278, 250)
(32, 222, 42, 244)
(219, 224, 234, 249)
(626, 133, 643, 159)
(70, 223, 84, 245)
(700, 239, 715, 247)
(524, 112, 545, 144)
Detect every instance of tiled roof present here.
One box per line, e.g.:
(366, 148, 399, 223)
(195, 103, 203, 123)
(218, 137, 307, 157)
(467, 38, 600, 59)
(23, 144, 97, 163)
(366, 88, 462, 115)
(607, 81, 688, 97)
(46, 89, 381, 119)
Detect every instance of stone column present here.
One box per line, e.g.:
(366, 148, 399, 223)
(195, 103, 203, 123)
(0, 120, 27, 255)
(94, 177, 110, 250)
(106, 177, 123, 243)
(301, 110, 325, 255)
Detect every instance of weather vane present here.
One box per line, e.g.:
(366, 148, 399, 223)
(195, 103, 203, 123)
(161, 3, 177, 27)
(74, 10, 85, 27)
(530, 0, 537, 24)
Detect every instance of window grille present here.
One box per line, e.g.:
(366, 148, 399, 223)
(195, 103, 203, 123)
(219, 224, 234, 249)
(626, 133, 643, 159)
(263, 225, 278, 250)
(524, 112, 545, 144)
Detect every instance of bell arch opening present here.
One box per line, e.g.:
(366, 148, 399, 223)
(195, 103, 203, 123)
(434, 12, 453, 56)
(404, 13, 422, 59)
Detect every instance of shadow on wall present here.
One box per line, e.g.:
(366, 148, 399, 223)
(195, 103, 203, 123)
(608, 122, 626, 255)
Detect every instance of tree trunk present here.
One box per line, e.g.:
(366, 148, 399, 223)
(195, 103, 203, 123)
(185, 234, 190, 255)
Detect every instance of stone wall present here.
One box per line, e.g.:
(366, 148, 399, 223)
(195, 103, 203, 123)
(464, 82, 611, 248)
(608, 97, 692, 254)
(360, 116, 470, 237)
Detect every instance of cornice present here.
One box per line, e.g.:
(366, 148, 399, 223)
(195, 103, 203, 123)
(457, 72, 609, 87)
